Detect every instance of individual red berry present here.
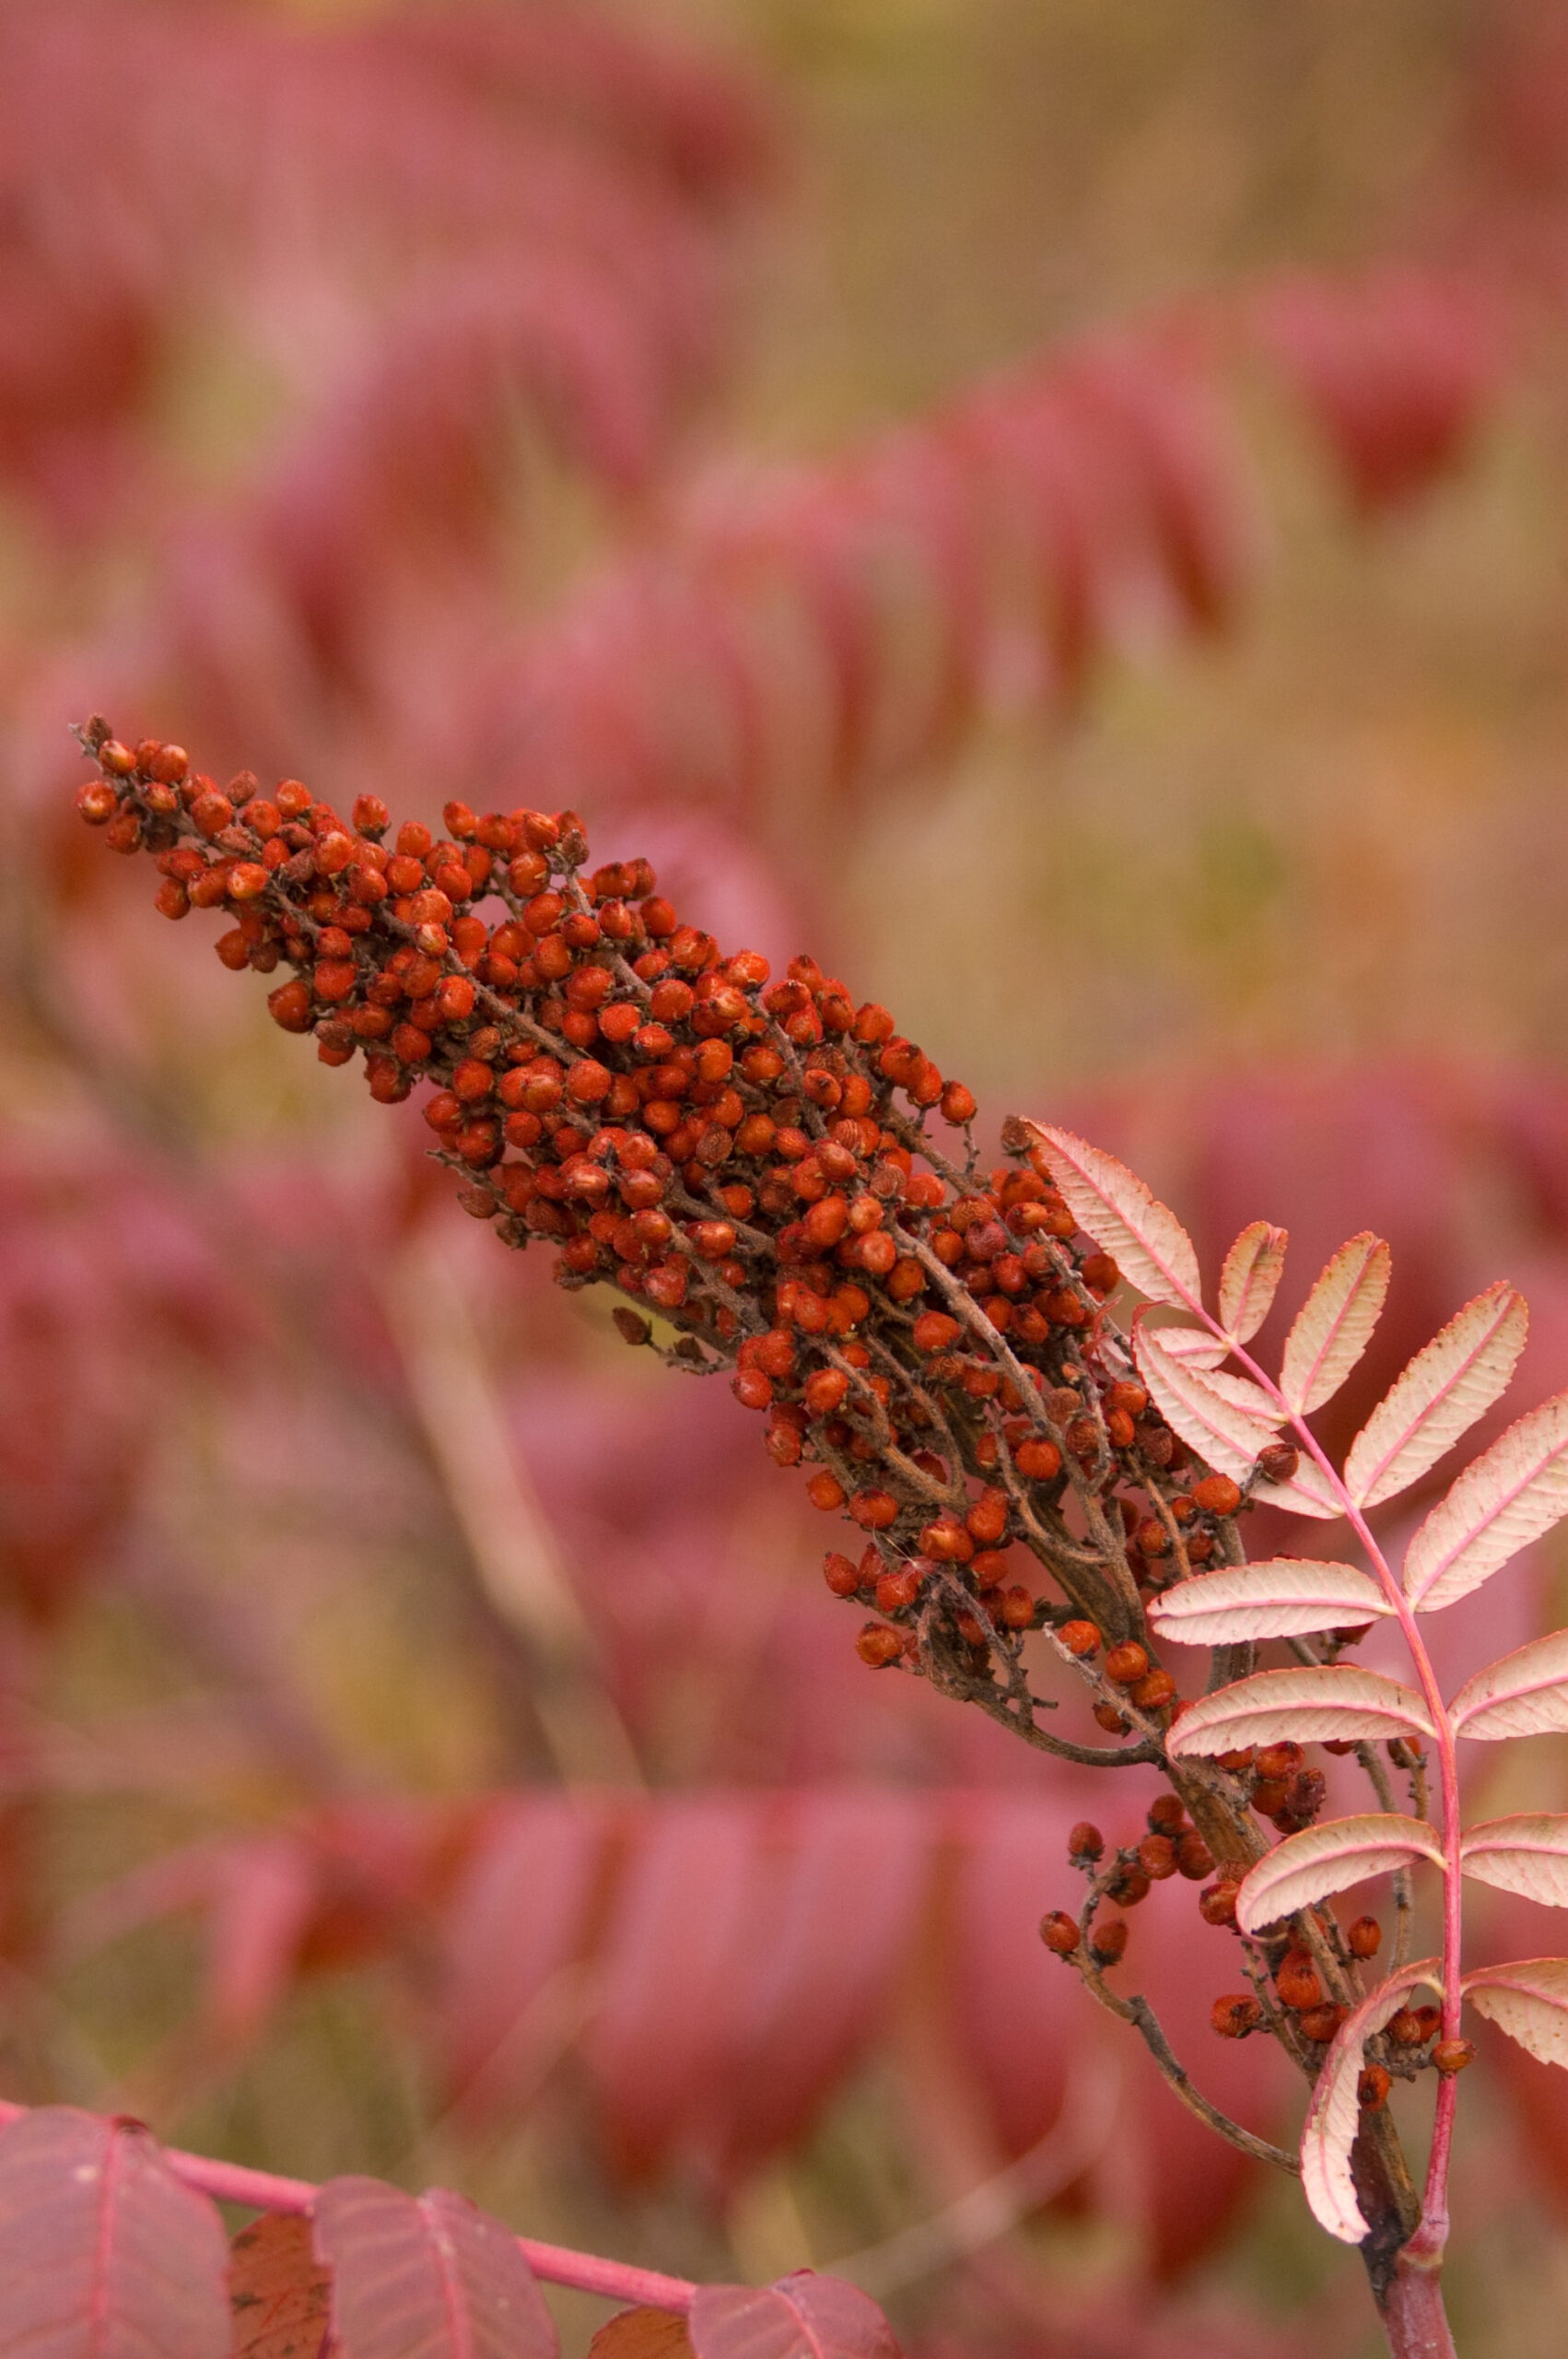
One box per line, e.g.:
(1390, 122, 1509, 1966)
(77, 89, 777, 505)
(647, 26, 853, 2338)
(1347, 1917, 1382, 1959)
(1040, 1912, 1079, 1955)
(856, 1623, 903, 1668)
(1256, 1742, 1304, 1780)
(76, 780, 120, 824)
(1108, 1860, 1152, 1906)
(912, 1311, 961, 1353)
(1256, 1441, 1299, 1484)
(268, 979, 314, 1032)
(1067, 1822, 1104, 1862)
(804, 1369, 848, 1417)
(824, 1552, 861, 1597)
(733, 1369, 773, 1411)
(1088, 1919, 1128, 1966)
(1138, 1834, 1177, 1880)
(1176, 1833, 1213, 1880)
(149, 743, 189, 784)
(1103, 1642, 1150, 1686)
(1058, 1619, 1100, 1658)
(1131, 1668, 1176, 1710)
(964, 1488, 1009, 1545)
(852, 1490, 899, 1531)
(1433, 2038, 1475, 2075)
(1192, 1473, 1243, 1516)
(807, 1473, 847, 1512)
(1199, 1882, 1239, 1928)
(1211, 1994, 1261, 2038)
(999, 1584, 1034, 1630)
(1299, 2003, 1348, 2044)
(1358, 2065, 1391, 2109)
(875, 1567, 920, 1614)
(1093, 1702, 1130, 1733)
(1276, 1955, 1322, 2012)
(1014, 1437, 1062, 1481)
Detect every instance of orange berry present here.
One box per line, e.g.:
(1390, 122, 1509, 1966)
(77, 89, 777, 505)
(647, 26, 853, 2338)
(1059, 1619, 1100, 1658)
(1211, 1994, 1261, 2038)
(852, 1489, 899, 1531)
(1040, 1912, 1079, 1955)
(1089, 1919, 1127, 1966)
(266, 976, 315, 1033)
(1015, 1438, 1062, 1481)
(1276, 1955, 1322, 2012)
(875, 1567, 920, 1614)
(1103, 1642, 1149, 1686)
(824, 1553, 861, 1597)
(912, 1310, 960, 1353)
(1192, 1474, 1243, 1516)
(807, 1473, 846, 1512)
(1347, 1916, 1381, 1960)
(856, 1623, 903, 1668)
(1298, 2003, 1347, 2043)
(1176, 1832, 1213, 1880)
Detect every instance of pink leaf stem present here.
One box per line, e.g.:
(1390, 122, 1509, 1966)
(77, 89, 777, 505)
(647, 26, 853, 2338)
(0, 2099, 698, 2315)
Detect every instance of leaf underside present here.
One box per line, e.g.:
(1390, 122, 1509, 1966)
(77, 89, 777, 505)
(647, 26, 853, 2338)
(1280, 1233, 1391, 1417)
(1343, 1281, 1527, 1510)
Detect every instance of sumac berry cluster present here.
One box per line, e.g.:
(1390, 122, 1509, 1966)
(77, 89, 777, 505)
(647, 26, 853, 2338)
(75, 722, 1244, 1703)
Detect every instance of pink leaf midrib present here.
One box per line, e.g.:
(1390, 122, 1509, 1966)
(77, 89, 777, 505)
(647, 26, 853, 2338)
(1286, 1238, 1381, 1407)
(88, 2118, 126, 2359)
(420, 2194, 476, 2359)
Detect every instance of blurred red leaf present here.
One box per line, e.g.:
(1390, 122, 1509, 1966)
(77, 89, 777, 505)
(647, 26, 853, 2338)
(589, 1799, 762, 2177)
(313, 2177, 556, 2359)
(228, 2212, 333, 2359)
(436, 1793, 608, 2118)
(689, 2275, 898, 2359)
(589, 2311, 696, 2359)
(703, 1791, 930, 2181)
(0, 2105, 229, 2357)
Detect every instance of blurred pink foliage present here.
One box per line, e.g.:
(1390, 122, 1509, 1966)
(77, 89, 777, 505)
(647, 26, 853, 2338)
(14, 0, 1568, 2344)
